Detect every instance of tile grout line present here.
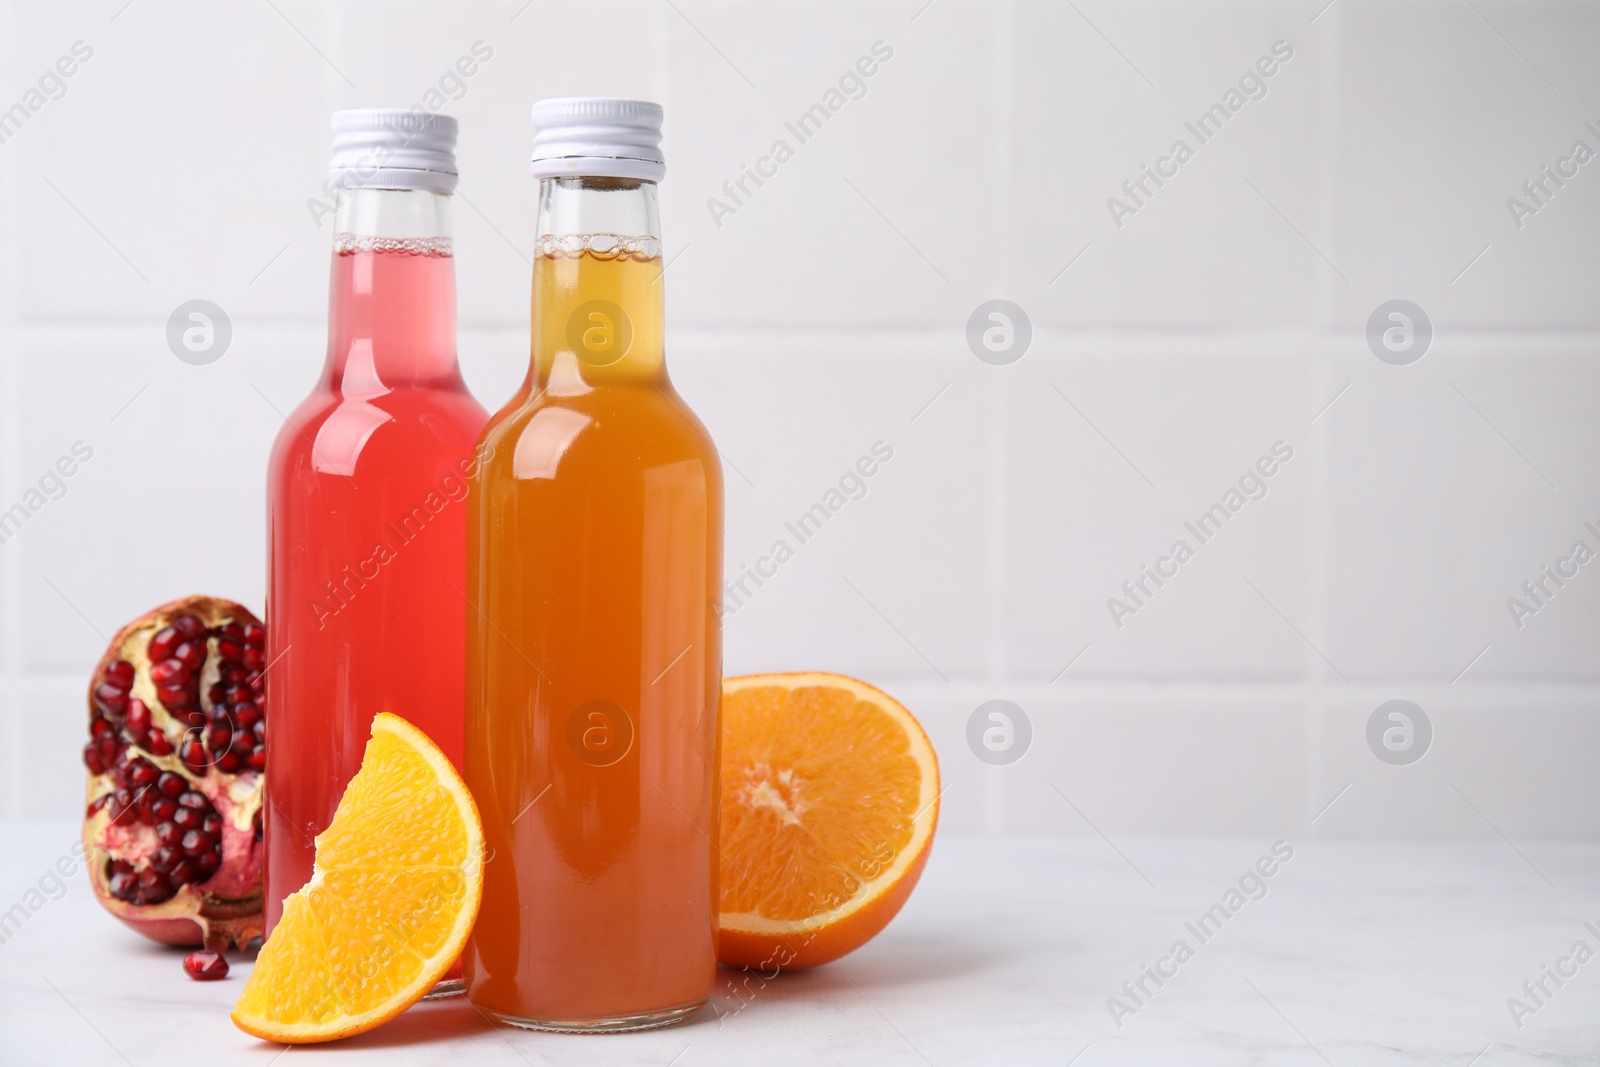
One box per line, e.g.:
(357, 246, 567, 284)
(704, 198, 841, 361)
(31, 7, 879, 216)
(1, 0, 22, 821)
(1305, 0, 1345, 831)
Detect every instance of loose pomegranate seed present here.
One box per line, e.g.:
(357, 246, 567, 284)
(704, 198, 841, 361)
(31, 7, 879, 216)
(183, 951, 228, 981)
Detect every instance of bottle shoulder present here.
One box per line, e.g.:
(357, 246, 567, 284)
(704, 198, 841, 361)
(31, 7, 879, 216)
(269, 384, 488, 482)
(481, 383, 721, 484)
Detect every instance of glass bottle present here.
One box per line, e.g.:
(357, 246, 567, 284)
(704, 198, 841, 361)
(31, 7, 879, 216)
(464, 98, 722, 1031)
(265, 111, 487, 956)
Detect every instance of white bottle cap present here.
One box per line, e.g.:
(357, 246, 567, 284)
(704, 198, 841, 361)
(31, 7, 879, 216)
(529, 98, 665, 183)
(329, 108, 458, 194)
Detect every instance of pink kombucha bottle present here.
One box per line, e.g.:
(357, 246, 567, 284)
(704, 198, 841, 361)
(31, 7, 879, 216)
(264, 110, 487, 950)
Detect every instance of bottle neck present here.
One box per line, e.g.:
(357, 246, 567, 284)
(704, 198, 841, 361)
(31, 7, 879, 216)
(325, 187, 460, 392)
(531, 177, 665, 393)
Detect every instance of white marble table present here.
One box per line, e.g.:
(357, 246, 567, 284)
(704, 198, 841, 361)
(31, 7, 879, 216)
(1, 824, 1595, 1065)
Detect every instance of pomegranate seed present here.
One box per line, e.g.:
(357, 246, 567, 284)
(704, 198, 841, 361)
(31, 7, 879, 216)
(94, 683, 129, 715)
(218, 622, 244, 640)
(135, 869, 174, 904)
(174, 641, 204, 669)
(86, 794, 111, 817)
(149, 659, 183, 686)
(223, 667, 248, 685)
(108, 871, 137, 900)
(126, 699, 152, 736)
(90, 716, 112, 739)
(195, 851, 221, 875)
(157, 771, 185, 798)
(214, 639, 242, 664)
(148, 626, 179, 662)
(96, 735, 118, 766)
(243, 646, 264, 670)
(172, 615, 206, 641)
(249, 676, 265, 695)
(248, 747, 267, 770)
(156, 820, 182, 845)
(207, 725, 232, 750)
(183, 950, 229, 980)
(150, 846, 178, 872)
(243, 622, 264, 644)
(173, 808, 201, 831)
(236, 706, 261, 729)
(203, 814, 222, 837)
(223, 686, 251, 707)
(180, 739, 208, 771)
(178, 791, 208, 810)
(158, 685, 191, 709)
(170, 858, 197, 885)
(151, 798, 177, 821)
(208, 683, 225, 705)
(217, 752, 242, 773)
(126, 759, 157, 789)
(145, 731, 174, 756)
(181, 830, 214, 856)
(83, 742, 107, 775)
(105, 659, 135, 688)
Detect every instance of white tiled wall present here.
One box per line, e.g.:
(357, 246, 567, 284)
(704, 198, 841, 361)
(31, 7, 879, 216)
(2, 0, 1597, 837)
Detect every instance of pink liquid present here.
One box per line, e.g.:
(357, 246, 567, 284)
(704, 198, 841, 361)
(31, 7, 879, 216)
(265, 245, 487, 934)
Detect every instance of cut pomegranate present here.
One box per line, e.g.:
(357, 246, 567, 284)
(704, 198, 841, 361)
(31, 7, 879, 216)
(82, 595, 267, 970)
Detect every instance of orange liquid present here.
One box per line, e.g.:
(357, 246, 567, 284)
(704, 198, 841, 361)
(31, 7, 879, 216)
(464, 244, 722, 1026)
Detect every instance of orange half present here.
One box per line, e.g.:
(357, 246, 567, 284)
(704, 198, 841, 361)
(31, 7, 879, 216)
(232, 712, 484, 1044)
(718, 672, 940, 970)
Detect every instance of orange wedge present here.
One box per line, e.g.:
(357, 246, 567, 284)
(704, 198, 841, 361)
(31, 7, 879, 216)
(232, 712, 484, 1044)
(718, 672, 940, 970)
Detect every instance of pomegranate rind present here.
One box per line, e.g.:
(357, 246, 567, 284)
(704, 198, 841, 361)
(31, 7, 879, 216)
(82, 595, 266, 951)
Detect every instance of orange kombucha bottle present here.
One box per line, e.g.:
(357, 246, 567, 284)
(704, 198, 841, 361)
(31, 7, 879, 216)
(463, 99, 722, 1031)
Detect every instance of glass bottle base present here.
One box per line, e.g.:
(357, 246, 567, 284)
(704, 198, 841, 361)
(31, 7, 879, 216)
(486, 999, 705, 1033)
(423, 977, 465, 1000)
